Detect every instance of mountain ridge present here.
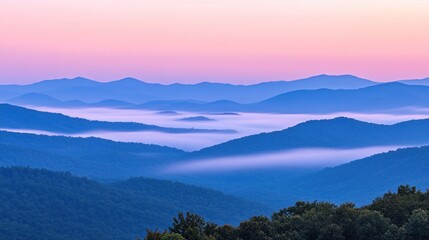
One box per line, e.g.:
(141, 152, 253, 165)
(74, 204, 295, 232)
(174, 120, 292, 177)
(0, 103, 235, 134)
(0, 74, 378, 104)
(188, 117, 429, 159)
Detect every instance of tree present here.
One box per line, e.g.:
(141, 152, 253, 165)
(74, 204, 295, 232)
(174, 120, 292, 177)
(355, 210, 389, 240)
(382, 224, 403, 240)
(161, 233, 185, 240)
(317, 224, 345, 240)
(214, 225, 239, 240)
(145, 229, 165, 240)
(368, 185, 428, 226)
(170, 212, 207, 240)
(402, 209, 429, 240)
(238, 216, 273, 240)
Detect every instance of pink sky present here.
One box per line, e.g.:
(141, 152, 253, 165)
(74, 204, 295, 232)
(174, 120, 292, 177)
(1, 0, 428, 84)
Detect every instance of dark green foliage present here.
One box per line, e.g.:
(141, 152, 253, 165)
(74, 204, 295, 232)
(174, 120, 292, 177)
(402, 209, 429, 240)
(355, 210, 389, 240)
(368, 185, 429, 226)
(0, 167, 265, 240)
(148, 186, 429, 240)
(170, 212, 208, 240)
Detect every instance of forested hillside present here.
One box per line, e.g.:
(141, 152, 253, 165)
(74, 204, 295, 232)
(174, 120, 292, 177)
(0, 131, 185, 179)
(0, 167, 265, 240)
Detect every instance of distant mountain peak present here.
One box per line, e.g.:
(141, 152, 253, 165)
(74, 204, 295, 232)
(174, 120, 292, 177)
(292, 117, 374, 129)
(9, 92, 60, 101)
(64, 76, 90, 81)
(114, 77, 144, 84)
(306, 74, 371, 81)
(24, 77, 100, 92)
(365, 81, 409, 90)
(37, 76, 96, 83)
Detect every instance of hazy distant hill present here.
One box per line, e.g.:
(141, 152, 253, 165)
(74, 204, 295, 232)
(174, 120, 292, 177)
(89, 99, 134, 108)
(8, 93, 87, 107)
(400, 77, 429, 86)
(0, 77, 100, 93)
(190, 117, 429, 159)
(281, 145, 429, 206)
(0, 90, 16, 101)
(0, 75, 377, 104)
(177, 116, 216, 122)
(252, 82, 429, 113)
(0, 167, 264, 240)
(137, 82, 429, 113)
(0, 104, 234, 134)
(4, 75, 429, 111)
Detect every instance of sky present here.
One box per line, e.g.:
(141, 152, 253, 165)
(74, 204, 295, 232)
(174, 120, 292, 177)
(1, 0, 428, 84)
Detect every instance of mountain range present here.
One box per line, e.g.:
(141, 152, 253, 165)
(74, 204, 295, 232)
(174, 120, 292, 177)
(0, 74, 378, 104)
(2, 74, 429, 239)
(2, 127, 429, 210)
(134, 82, 429, 113)
(3, 75, 429, 114)
(3, 105, 429, 208)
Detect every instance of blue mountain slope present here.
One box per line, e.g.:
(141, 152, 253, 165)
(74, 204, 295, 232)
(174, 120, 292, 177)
(281, 145, 429, 206)
(400, 77, 429, 86)
(252, 82, 429, 113)
(8, 92, 87, 107)
(0, 77, 100, 93)
(0, 131, 185, 179)
(189, 117, 429, 158)
(0, 90, 16, 101)
(129, 82, 429, 113)
(0, 104, 235, 134)
(89, 99, 134, 108)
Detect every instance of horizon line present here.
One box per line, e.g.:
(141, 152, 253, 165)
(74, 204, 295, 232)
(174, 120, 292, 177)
(2, 73, 428, 86)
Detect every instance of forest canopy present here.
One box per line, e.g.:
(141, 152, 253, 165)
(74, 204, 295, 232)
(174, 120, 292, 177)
(146, 185, 429, 240)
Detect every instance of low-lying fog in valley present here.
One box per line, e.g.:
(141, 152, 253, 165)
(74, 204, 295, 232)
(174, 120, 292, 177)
(162, 146, 409, 173)
(29, 106, 429, 150)
(2, 106, 424, 174)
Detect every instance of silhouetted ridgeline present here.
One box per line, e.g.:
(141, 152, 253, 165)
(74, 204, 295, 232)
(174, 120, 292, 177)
(0, 103, 235, 134)
(0, 75, 376, 104)
(3, 76, 429, 113)
(145, 185, 429, 240)
(0, 167, 265, 240)
(133, 83, 429, 113)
